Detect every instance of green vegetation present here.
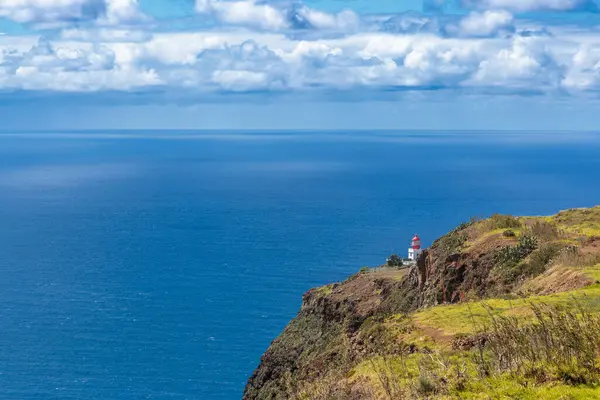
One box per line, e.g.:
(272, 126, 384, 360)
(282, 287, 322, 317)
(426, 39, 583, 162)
(435, 229, 469, 257)
(413, 284, 600, 336)
(549, 206, 600, 237)
(495, 234, 538, 267)
(349, 304, 600, 399)
(245, 207, 600, 400)
(386, 254, 404, 268)
(315, 284, 334, 296)
(484, 303, 600, 385)
(502, 229, 516, 237)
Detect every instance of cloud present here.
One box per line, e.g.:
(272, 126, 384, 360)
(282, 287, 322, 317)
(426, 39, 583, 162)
(455, 10, 515, 37)
(196, 0, 289, 30)
(0, 0, 145, 25)
(466, 36, 564, 90)
(464, 0, 599, 12)
(562, 45, 600, 90)
(100, 0, 146, 25)
(425, 0, 599, 12)
(0, 0, 99, 23)
(195, 0, 359, 31)
(0, 1, 599, 96)
(292, 6, 359, 31)
(60, 27, 151, 42)
(0, 37, 160, 91)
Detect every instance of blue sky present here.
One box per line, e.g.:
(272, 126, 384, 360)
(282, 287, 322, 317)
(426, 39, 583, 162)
(1, 0, 600, 130)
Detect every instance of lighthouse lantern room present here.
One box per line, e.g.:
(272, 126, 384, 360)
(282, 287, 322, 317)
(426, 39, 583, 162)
(408, 234, 423, 261)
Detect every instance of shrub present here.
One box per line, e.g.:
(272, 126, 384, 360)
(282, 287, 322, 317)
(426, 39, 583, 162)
(503, 230, 516, 237)
(523, 221, 562, 241)
(492, 235, 541, 283)
(521, 243, 562, 276)
(456, 216, 480, 232)
(415, 374, 437, 396)
(495, 235, 539, 267)
(518, 235, 538, 254)
(387, 255, 404, 268)
(437, 231, 468, 256)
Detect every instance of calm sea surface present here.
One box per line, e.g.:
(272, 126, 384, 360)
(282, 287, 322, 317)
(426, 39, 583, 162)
(1, 131, 599, 399)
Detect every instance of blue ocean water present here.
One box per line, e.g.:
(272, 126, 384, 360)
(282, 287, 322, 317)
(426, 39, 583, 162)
(0, 131, 599, 399)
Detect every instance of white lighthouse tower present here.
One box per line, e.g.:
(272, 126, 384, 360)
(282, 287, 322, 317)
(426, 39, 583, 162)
(408, 234, 423, 261)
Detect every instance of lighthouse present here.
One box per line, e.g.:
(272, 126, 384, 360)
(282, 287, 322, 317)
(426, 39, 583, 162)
(408, 234, 423, 261)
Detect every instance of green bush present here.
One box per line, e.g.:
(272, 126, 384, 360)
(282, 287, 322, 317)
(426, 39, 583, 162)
(456, 216, 480, 232)
(492, 235, 541, 283)
(438, 231, 468, 256)
(495, 235, 539, 267)
(523, 243, 562, 276)
(518, 235, 538, 254)
(386, 255, 404, 268)
(415, 373, 438, 396)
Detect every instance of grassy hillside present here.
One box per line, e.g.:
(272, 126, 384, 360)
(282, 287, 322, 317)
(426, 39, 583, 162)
(244, 206, 600, 399)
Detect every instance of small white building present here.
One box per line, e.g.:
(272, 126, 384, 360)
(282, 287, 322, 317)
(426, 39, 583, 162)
(408, 234, 423, 261)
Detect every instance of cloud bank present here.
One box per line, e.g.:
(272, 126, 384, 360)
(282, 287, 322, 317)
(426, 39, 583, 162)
(427, 0, 599, 12)
(0, 0, 598, 97)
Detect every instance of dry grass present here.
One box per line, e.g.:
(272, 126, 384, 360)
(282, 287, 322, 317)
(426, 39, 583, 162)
(479, 303, 600, 385)
(520, 266, 593, 295)
(522, 220, 564, 241)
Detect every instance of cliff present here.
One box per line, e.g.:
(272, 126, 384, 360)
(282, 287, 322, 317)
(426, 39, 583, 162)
(244, 207, 600, 399)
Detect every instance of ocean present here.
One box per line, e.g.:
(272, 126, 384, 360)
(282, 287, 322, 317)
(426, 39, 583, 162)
(0, 131, 599, 399)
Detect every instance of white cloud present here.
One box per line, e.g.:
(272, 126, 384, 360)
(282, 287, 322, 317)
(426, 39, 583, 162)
(0, 37, 160, 91)
(196, 0, 289, 30)
(562, 45, 600, 90)
(467, 36, 563, 89)
(1, 1, 600, 95)
(195, 0, 360, 31)
(0, 0, 145, 25)
(457, 10, 514, 37)
(60, 27, 151, 42)
(101, 0, 145, 25)
(0, 31, 572, 92)
(212, 70, 273, 91)
(0, 0, 95, 23)
(293, 7, 359, 31)
(462, 0, 598, 12)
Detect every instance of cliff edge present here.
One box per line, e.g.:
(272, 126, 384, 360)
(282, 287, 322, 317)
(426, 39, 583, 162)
(244, 207, 600, 399)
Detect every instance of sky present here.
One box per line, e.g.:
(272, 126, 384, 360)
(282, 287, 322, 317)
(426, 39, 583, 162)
(1, 0, 600, 130)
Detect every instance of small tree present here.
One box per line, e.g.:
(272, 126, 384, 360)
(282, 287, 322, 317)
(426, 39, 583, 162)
(387, 254, 404, 267)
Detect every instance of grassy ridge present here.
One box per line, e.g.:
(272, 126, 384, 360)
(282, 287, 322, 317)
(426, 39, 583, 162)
(346, 207, 600, 399)
(413, 281, 600, 336)
(247, 207, 600, 399)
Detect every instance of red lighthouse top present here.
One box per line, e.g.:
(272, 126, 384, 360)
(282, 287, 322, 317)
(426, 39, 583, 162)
(412, 234, 421, 250)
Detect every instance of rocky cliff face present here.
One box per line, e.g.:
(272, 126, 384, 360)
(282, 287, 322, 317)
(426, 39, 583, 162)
(243, 269, 419, 399)
(243, 227, 507, 399)
(244, 208, 600, 399)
